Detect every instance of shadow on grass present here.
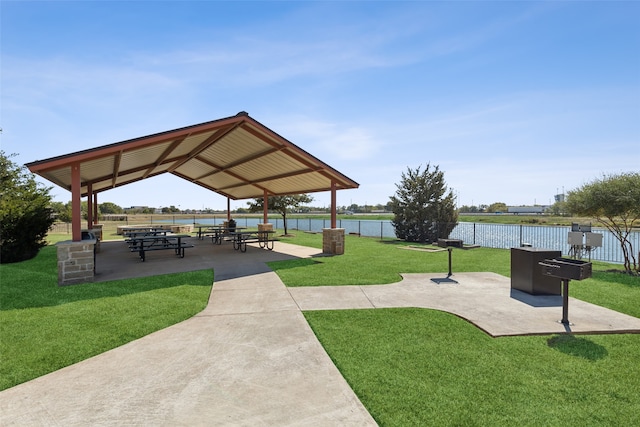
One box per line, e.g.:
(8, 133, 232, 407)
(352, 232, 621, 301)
(267, 258, 321, 272)
(378, 239, 413, 246)
(0, 246, 213, 311)
(547, 334, 609, 361)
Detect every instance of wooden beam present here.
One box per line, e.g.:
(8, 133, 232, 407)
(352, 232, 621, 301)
(142, 138, 184, 178)
(190, 147, 281, 182)
(93, 193, 99, 224)
(263, 189, 269, 224)
(71, 163, 82, 241)
(26, 115, 247, 173)
(87, 182, 93, 229)
(167, 123, 240, 172)
(215, 168, 314, 191)
(111, 152, 121, 188)
(331, 181, 337, 229)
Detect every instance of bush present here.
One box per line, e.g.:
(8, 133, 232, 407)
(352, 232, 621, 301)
(0, 152, 55, 263)
(390, 164, 458, 243)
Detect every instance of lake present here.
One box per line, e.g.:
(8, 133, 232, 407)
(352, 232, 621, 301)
(165, 216, 636, 265)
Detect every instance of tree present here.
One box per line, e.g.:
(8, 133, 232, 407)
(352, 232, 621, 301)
(390, 164, 458, 243)
(566, 172, 640, 275)
(548, 200, 567, 216)
(161, 205, 181, 214)
(99, 202, 123, 215)
(50, 201, 72, 222)
(247, 194, 313, 235)
(0, 151, 56, 263)
(459, 205, 480, 213)
(486, 202, 508, 213)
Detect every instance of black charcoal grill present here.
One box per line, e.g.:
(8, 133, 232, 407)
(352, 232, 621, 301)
(539, 257, 592, 325)
(540, 257, 592, 281)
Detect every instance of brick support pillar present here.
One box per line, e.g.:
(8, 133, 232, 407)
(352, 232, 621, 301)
(258, 223, 273, 242)
(323, 228, 345, 255)
(258, 223, 273, 232)
(57, 239, 96, 286)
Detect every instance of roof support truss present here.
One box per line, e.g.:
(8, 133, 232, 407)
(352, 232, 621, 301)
(26, 112, 359, 237)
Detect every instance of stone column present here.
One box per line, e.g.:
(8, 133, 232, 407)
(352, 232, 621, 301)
(258, 223, 273, 241)
(57, 239, 96, 286)
(322, 228, 345, 255)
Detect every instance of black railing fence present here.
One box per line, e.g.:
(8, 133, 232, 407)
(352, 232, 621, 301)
(50, 216, 637, 265)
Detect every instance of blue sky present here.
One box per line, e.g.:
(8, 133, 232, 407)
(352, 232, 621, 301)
(2, 1, 639, 211)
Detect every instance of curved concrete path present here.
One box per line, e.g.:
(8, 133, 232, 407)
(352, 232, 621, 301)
(1, 241, 377, 426)
(2, 240, 639, 425)
(289, 271, 640, 336)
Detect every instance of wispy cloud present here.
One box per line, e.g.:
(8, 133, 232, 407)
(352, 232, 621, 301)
(270, 116, 382, 161)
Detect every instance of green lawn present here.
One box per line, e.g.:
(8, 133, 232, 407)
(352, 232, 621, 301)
(0, 246, 213, 390)
(2, 232, 639, 426)
(304, 308, 640, 426)
(273, 233, 640, 426)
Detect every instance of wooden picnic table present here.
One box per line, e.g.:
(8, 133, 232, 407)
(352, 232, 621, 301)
(126, 233, 194, 262)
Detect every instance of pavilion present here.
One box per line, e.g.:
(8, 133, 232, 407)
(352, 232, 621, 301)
(26, 112, 359, 284)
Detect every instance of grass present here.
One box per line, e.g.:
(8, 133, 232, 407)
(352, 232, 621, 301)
(0, 245, 213, 390)
(304, 308, 640, 426)
(274, 233, 512, 285)
(3, 230, 639, 425)
(273, 234, 639, 317)
(271, 232, 640, 426)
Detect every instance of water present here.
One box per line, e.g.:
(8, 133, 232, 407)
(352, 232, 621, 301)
(159, 216, 637, 265)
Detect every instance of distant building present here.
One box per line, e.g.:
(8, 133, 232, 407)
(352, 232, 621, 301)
(507, 206, 547, 214)
(554, 193, 565, 203)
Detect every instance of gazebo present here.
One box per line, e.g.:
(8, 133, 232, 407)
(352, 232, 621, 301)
(26, 112, 359, 284)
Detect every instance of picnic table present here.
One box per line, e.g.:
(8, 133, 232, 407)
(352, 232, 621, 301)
(229, 230, 276, 252)
(123, 229, 171, 239)
(126, 233, 194, 262)
(196, 225, 221, 240)
(202, 226, 246, 244)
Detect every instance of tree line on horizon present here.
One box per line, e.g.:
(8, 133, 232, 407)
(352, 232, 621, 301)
(2, 150, 638, 274)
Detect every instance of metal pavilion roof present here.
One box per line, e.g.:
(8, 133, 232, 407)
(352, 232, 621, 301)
(26, 112, 359, 200)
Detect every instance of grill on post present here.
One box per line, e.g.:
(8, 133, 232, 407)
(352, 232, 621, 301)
(539, 257, 592, 325)
(540, 258, 592, 280)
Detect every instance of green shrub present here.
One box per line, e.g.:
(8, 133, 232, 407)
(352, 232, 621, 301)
(0, 151, 55, 263)
(390, 164, 457, 242)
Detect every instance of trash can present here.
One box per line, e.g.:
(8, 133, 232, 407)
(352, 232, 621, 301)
(82, 231, 97, 274)
(510, 247, 561, 295)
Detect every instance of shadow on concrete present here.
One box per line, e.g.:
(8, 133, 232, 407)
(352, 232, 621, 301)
(510, 289, 563, 307)
(430, 276, 459, 285)
(95, 238, 319, 283)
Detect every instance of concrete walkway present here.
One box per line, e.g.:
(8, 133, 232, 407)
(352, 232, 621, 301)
(2, 239, 639, 426)
(1, 241, 377, 426)
(289, 272, 640, 336)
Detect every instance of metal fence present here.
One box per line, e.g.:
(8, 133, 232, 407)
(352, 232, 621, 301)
(286, 219, 636, 265)
(226, 218, 636, 264)
(50, 216, 637, 265)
